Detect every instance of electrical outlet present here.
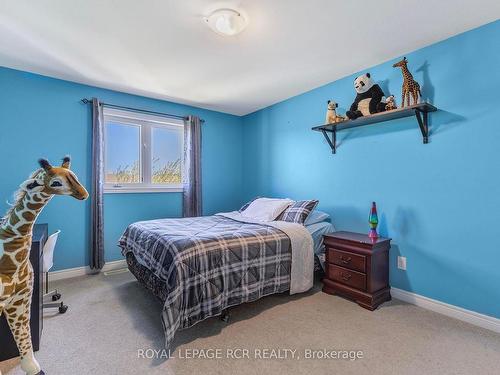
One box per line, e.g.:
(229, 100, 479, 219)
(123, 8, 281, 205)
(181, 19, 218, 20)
(397, 256, 407, 270)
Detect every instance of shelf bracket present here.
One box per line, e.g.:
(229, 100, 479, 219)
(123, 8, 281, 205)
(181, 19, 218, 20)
(321, 128, 336, 154)
(415, 109, 429, 144)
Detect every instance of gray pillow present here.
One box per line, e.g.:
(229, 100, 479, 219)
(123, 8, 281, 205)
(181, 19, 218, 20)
(276, 200, 319, 224)
(304, 210, 330, 225)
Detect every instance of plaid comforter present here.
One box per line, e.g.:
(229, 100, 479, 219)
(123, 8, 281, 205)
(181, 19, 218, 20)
(118, 215, 291, 349)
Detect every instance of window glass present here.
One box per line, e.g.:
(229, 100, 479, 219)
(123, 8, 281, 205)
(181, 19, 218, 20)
(151, 126, 183, 184)
(104, 122, 141, 184)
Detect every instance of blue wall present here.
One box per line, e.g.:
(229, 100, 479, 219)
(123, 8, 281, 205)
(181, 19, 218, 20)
(0, 67, 244, 270)
(242, 21, 500, 318)
(2, 21, 499, 318)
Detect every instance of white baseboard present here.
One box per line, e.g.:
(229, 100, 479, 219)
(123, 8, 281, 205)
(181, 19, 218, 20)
(391, 287, 500, 333)
(48, 259, 128, 282)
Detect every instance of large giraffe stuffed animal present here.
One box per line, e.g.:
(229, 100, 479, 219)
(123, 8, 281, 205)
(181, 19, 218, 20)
(393, 57, 421, 107)
(0, 157, 88, 375)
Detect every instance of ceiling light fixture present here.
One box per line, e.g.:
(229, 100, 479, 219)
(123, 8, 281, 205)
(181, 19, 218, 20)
(204, 9, 247, 36)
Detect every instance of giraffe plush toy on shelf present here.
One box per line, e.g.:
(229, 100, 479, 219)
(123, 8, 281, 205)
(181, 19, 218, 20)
(0, 157, 88, 375)
(393, 57, 421, 107)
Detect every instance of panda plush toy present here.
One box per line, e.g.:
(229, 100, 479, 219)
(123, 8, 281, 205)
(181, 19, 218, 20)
(346, 73, 387, 120)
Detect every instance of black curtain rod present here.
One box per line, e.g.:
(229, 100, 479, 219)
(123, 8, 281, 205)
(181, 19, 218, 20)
(80, 98, 205, 123)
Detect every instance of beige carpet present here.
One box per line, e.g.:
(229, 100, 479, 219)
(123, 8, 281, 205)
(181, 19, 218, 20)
(1, 271, 498, 375)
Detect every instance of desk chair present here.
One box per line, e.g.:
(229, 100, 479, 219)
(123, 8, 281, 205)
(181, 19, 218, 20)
(42, 230, 68, 314)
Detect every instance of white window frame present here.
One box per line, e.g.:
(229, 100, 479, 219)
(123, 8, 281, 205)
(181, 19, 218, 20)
(103, 107, 184, 193)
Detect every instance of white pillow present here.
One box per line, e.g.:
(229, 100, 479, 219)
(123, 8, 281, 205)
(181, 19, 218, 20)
(304, 210, 330, 225)
(241, 198, 293, 222)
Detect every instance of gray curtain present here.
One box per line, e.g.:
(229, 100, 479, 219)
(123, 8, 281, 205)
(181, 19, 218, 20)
(183, 115, 202, 217)
(90, 98, 105, 270)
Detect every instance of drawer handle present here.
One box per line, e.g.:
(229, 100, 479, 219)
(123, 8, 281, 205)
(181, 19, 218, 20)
(339, 255, 352, 264)
(340, 272, 352, 281)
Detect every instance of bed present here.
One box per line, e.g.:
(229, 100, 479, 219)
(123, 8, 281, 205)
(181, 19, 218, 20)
(119, 207, 333, 349)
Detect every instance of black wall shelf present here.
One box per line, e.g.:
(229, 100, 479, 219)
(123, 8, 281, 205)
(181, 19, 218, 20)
(312, 102, 437, 154)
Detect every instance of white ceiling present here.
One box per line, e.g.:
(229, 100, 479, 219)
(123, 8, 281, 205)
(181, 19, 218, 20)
(1, 0, 499, 115)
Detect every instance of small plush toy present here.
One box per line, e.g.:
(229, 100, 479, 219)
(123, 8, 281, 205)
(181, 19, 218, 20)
(325, 100, 346, 124)
(385, 95, 397, 111)
(0, 157, 88, 375)
(346, 73, 387, 120)
(393, 57, 421, 107)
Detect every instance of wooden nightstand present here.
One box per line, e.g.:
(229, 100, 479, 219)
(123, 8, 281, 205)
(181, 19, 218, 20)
(322, 231, 391, 310)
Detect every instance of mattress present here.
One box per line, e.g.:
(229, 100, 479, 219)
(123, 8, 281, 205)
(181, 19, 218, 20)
(119, 215, 292, 349)
(306, 221, 335, 270)
(121, 216, 331, 348)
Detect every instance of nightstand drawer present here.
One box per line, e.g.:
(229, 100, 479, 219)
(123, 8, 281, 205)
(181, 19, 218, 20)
(327, 248, 366, 273)
(328, 264, 366, 291)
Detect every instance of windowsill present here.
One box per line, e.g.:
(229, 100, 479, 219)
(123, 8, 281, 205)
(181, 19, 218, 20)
(104, 187, 183, 194)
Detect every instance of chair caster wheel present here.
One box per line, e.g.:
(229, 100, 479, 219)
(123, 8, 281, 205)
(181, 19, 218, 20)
(59, 305, 68, 314)
(52, 293, 61, 301)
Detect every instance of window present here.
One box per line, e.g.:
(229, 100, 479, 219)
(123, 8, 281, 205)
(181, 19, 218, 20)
(103, 107, 184, 193)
